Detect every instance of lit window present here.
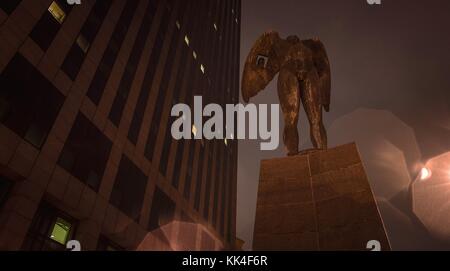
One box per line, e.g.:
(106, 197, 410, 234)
(192, 124, 197, 137)
(200, 64, 205, 74)
(184, 35, 190, 46)
(50, 217, 73, 245)
(48, 1, 67, 24)
(193, 51, 197, 59)
(76, 34, 90, 53)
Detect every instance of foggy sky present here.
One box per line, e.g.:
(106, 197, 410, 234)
(237, 0, 450, 250)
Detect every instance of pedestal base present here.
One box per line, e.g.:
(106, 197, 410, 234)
(253, 143, 390, 251)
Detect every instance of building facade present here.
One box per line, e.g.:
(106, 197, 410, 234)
(0, 0, 240, 250)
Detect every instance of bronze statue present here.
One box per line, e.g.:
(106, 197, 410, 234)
(242, 31, 331, 156)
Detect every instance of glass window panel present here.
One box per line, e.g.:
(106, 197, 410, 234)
(49, 217, 72, 245)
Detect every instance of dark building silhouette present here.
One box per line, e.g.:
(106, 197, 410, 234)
(0, 0, 240, 250)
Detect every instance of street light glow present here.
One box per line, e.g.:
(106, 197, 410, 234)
(420, 167, 432, 181)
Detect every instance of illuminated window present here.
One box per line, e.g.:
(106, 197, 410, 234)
(48, 1, 66, 24)
(30, 0, 73, 51)
(184, 35, 190, 46)
(192, 124, 197, 137)
(50, 217, 72, 245)
(22, 202, 77, 251)
(76, 34, 90, 53)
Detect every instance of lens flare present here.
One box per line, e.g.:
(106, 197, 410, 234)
(420, 167, 432, 181)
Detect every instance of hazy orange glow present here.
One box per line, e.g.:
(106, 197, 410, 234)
(413, 151, 450, 239)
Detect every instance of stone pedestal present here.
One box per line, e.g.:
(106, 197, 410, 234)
(253, 143, 390, 251)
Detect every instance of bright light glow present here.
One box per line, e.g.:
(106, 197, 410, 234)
(184, 35, 190, 46)
(420, 167, 432, 181)
(213, 23, 218, 31)
(200, 64, 205, 74)
(193, 51, 197, 59)
(224, 138, 228, 146)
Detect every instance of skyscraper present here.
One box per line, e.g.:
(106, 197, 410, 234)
(0, 0, 240, 250)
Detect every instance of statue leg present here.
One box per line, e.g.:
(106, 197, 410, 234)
(277, 68, 300, 156)
(301, 69, 327, 149)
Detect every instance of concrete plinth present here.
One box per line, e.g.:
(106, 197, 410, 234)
(253, 143, 390, 251)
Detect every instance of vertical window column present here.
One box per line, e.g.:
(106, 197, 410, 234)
(86, 1, 139, 105)
(61, 1, 112, 80)
(30, 1, 73, 51)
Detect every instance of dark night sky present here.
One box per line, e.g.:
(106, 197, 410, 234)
(237, 0, 450, 250)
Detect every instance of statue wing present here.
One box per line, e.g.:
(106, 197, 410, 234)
(303, 39, 331, 111)
(241, 31, 281, 103)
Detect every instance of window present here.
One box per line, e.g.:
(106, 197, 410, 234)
(0, 54, 64, 148)
(86, 1, 138, 105)
(97, 235, 124, 251)
(58, 113, 112, 191)
(194, 145, 205, 210)
(171, 140, 185, 189)
(219, 155, 229, 236)
(212, 149, 223, 227)
(142, 11, 180, 156)
(76, 34, 90, 53)
(128, 1, 162, 144)
(30, 0, 73, 51)
(148, 187, 175, 231)
(61, 1, 111, 80)
(109, 155, 147, 221)
(125, 4, 171, 143)
(50, 217, 72, 245)
(0, 176, 13, 208)
(183, 141, 196, 199)
(48, 1, 66, 24)
(203, 145, 214, 219)
(159, 128, 173, 175)
(22, 202, 77, 251)
(0, 0, 22, 15)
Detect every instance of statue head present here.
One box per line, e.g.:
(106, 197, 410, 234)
(241, 31, 281, 103)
